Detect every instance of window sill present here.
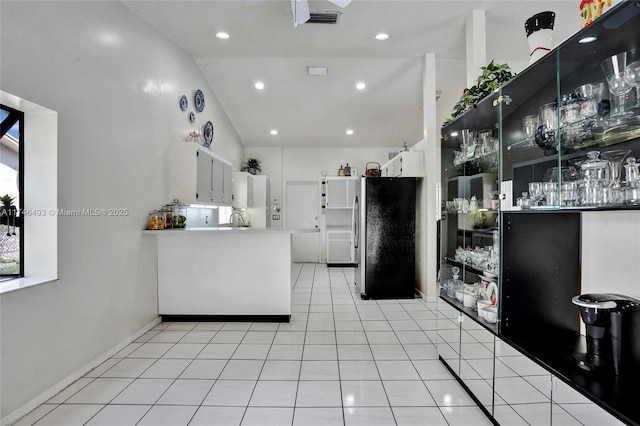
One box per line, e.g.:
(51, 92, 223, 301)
(0, 276, 58, 294)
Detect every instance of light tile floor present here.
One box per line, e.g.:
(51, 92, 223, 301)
(14, 264, 492, 426)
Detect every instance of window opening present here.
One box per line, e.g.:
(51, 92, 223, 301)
(0, 104, 24, 278)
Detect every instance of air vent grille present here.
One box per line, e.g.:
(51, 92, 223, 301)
(307, 11, 341, 24)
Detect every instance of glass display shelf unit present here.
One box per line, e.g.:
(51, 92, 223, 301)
(439, 3, 640, 425)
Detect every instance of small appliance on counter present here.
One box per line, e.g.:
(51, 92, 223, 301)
(572, 293, 640, 375)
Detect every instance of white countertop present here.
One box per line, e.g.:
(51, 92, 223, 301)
(143, 227, 319, 235)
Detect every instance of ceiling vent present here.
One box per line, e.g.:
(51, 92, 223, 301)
(307, 10, 341, 24)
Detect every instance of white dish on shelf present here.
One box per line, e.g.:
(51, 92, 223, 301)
(482, 306, 498, 324)
(477, 299, 492, 315)
(463, 291, 476, 308)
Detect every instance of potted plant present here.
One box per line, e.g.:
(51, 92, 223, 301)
(242, 158, 262, 175)
(444, 60, 515, 125)
(0, 194, 16, 217)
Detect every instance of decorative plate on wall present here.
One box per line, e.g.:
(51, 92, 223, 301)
(203, 121, 214, 147)
(194, 89, 205, 112)
(189, 112, 196, 123)
(179, 95, 188, 111)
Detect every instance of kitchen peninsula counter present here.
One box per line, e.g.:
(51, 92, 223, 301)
(145, 227, 319, 321)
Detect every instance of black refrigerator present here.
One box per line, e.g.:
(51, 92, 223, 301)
(353, 177, 416, 299)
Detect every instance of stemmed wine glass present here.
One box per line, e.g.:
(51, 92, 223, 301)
(528, 182, 543, 206)
(601, 52, 633, 118)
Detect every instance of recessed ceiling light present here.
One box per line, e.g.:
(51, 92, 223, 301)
(216, 32, 230, 40)
(578, 36, 597, 44)
(254, 81, 265, 90)
(356, 82, 366, 90)
(375, 33, 389, 41)
(346, 129, 354, 135)
(270, 129, 278, 136)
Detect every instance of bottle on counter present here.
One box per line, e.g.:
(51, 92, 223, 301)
(338, 165, 345, 176)
(344, 163, 351, 176)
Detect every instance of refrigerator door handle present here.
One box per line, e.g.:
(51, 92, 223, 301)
(352, 195, 359, 249)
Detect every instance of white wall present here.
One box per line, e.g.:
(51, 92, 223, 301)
(0, 1, 244, 420)
(247, 146, 398, 227)
(581, 211, 640, 299)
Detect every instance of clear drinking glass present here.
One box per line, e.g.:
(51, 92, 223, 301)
(522, 115, 539, 147)
(601, 52, 633, 117)
(542, 181, 558, 206)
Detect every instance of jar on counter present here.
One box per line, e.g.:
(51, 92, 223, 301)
(171, 199, 187, 228)
(148, 210, 165, 230)
(159, 205, 173, 229)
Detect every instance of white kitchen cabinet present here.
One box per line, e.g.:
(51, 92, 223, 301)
(211, 156, 232, 205)
(326, 230, 352, 264)
(233, 172, 270, 210)
(325, 176, 358, 208)
(251, 175, 270, 208)
(169, 142, 232, 205)
(232, 171, 254, 208)
(381, 151, 424, 177)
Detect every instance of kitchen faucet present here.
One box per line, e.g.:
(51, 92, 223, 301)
(229, 210, 245, 227)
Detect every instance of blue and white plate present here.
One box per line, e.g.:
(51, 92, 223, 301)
(179, 95, 188, 111)
(203, 121, 214, 147)
(194, 89, 205, 112)
(189, 111, 196, 123)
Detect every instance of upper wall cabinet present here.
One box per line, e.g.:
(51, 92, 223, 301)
(169, 142, 232, 206)
(325, 177, 358, 208)
(232, 172, 270, 209)
(381, 151, 424, 177)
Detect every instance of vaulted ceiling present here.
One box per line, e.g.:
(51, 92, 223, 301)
(123, 0, 585, 148)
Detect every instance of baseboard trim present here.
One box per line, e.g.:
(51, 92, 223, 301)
(1, 316, 161, 426)
(161, 314, 291, 323)
(415, 287, 438, 303)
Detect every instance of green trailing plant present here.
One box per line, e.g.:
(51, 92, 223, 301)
(444, 61, 515, 125)
(242, 158, 262, 174)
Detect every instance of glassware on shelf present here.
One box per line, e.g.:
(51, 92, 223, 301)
(540, 102, 559, 132)
(446, 266, 463, 299)
(516, 192, 532, 209)
(522, 115, 539, 147)
(542, 181, 558, 206)
(561, 181, 579, 207)
(579, 151, 610, 206)
(624, 59, 640, 112)
(601, 52, 633, 118)
(576, 83, 605, 119)
(624, 157, 640, 205)
(528, 182, 543, 206)
(602, 149, 631, 205)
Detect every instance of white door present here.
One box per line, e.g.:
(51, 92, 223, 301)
(285, 180, 320, 262)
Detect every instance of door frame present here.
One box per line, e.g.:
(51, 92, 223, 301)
(284, 179, 321, 263)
